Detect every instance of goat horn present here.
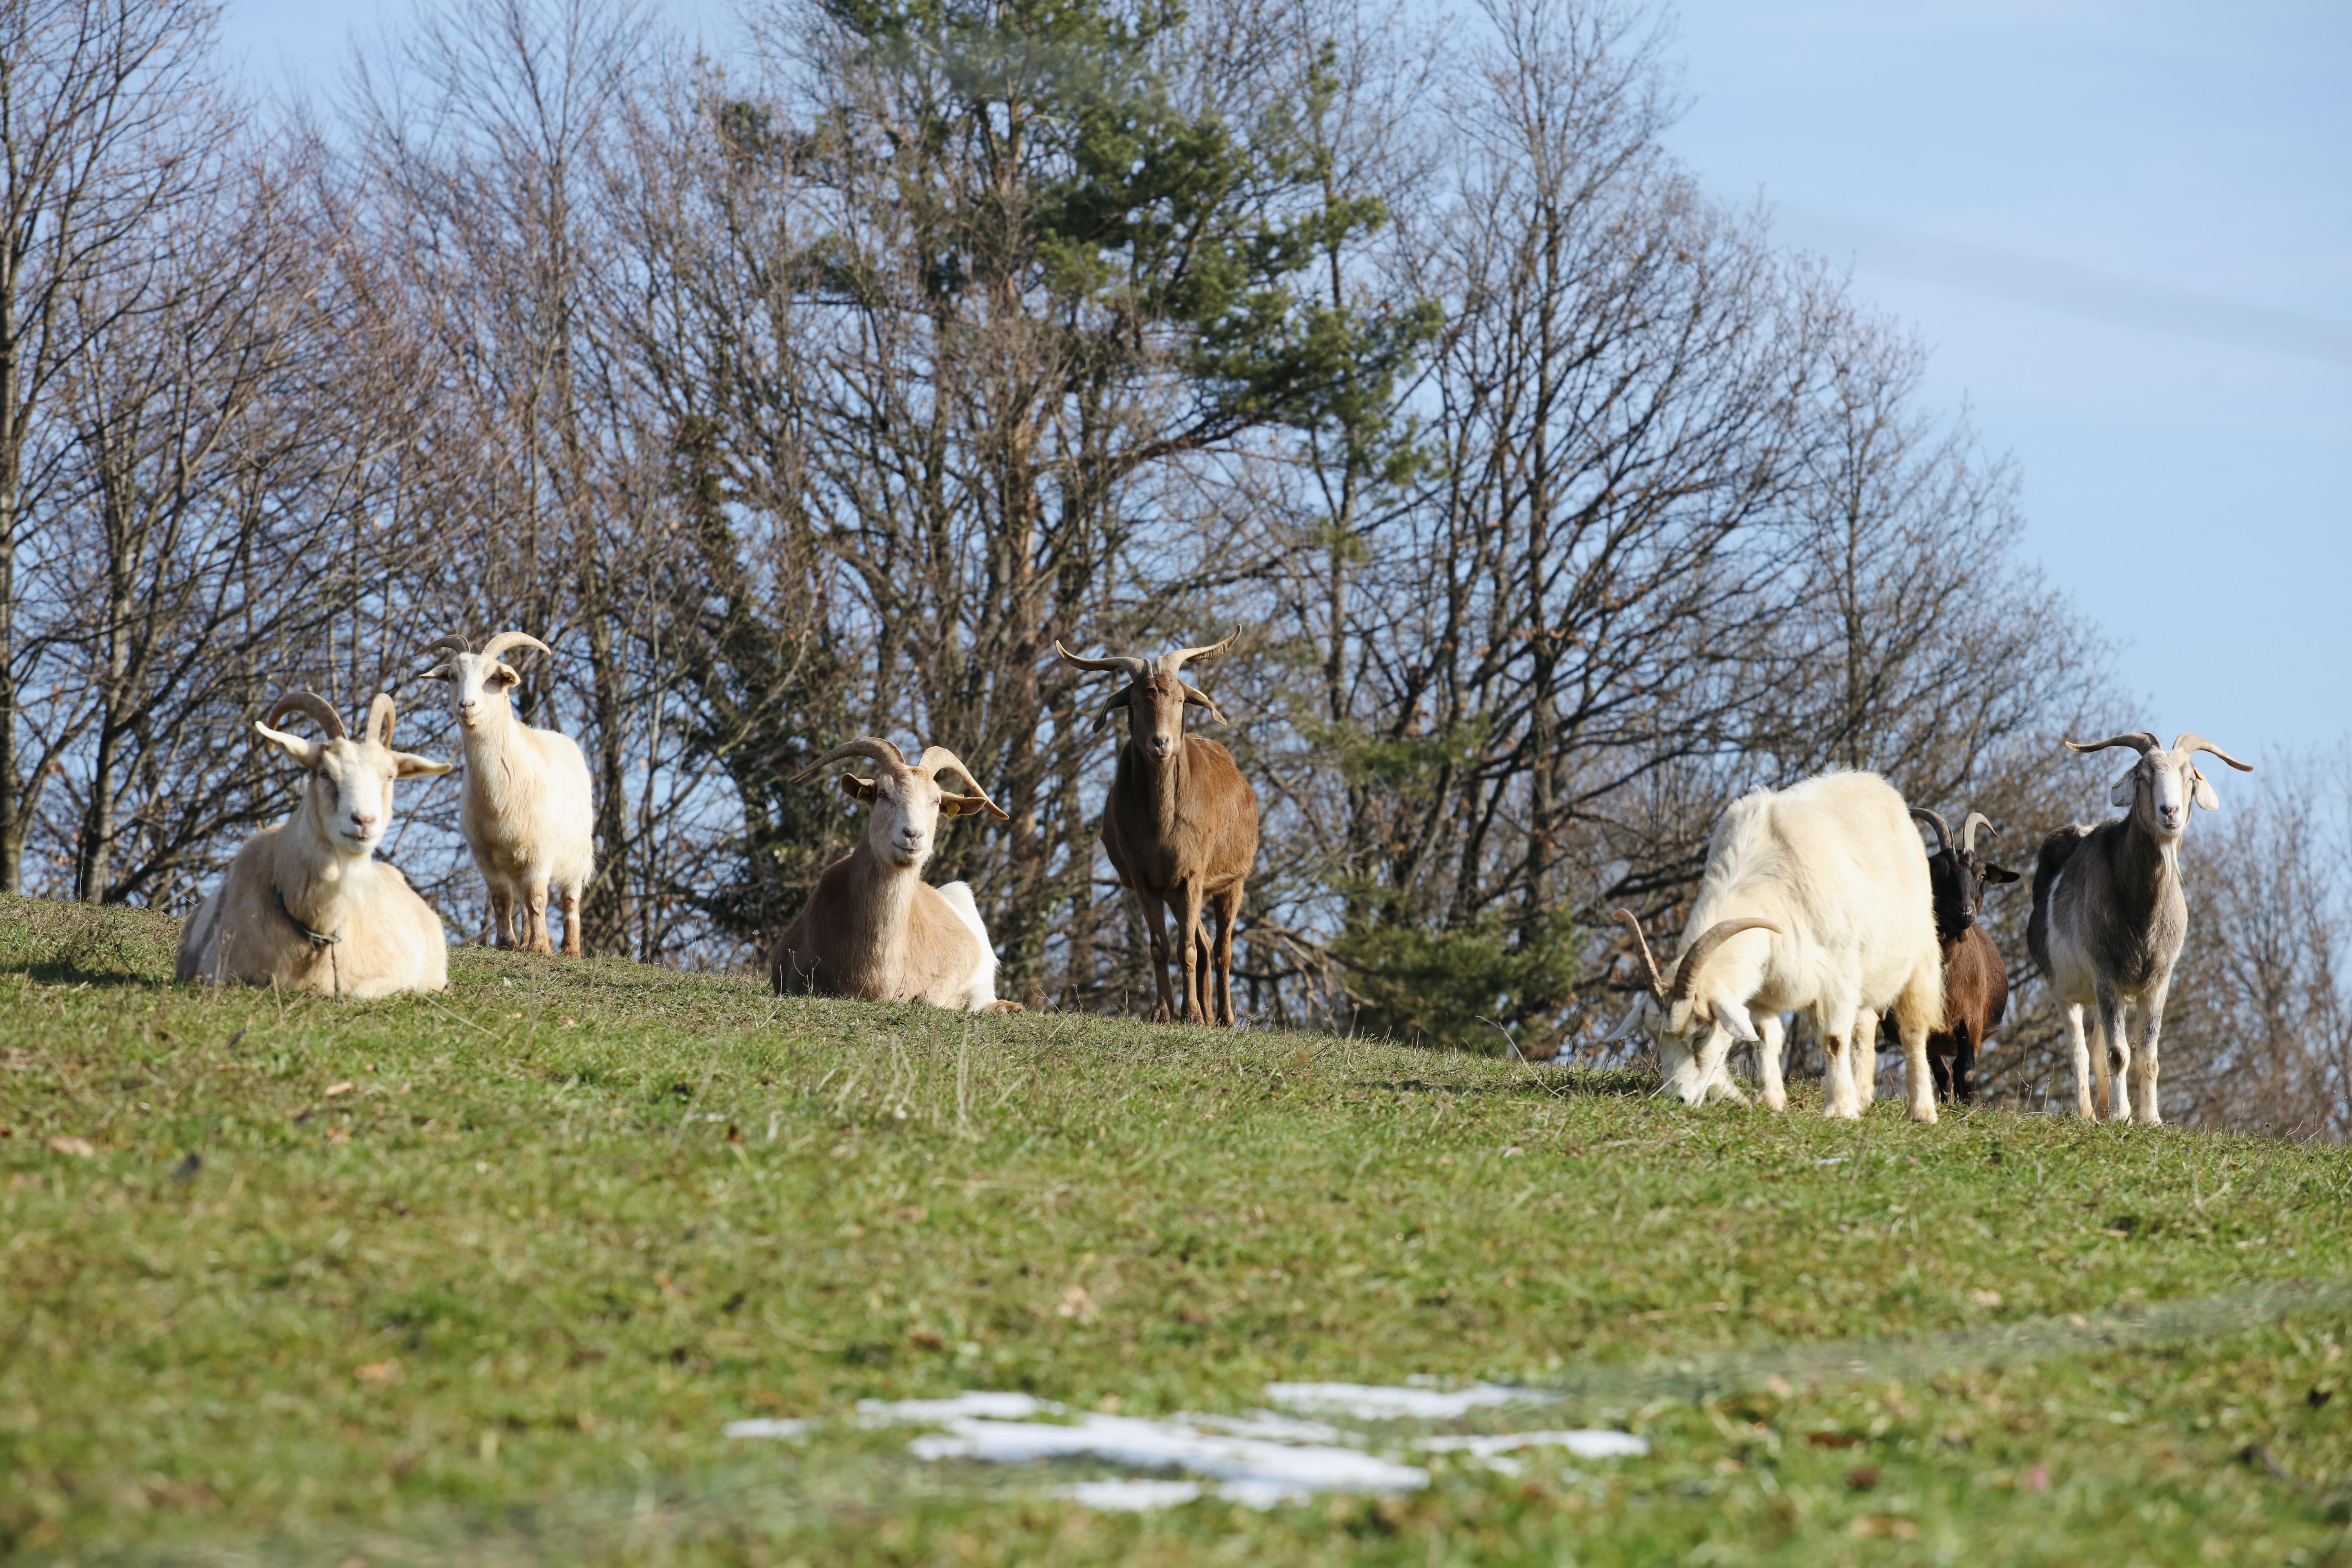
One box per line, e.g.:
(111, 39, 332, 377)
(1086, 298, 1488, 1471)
(1054, 639, 1150, 678)
(1158, 630, 1236, 676)
(416, 633, 472, 660)
(1666, 918, 1778, 1005)
(1908, 806, 1950, 854)
(2065, 732, 2160, 757)
(480, 630, 552, 665)
(2172, 733, 2254, 773)
(1178, 681, 1228, 725)
(265, 690, 348, 740)
(917, 745, 1011, 820)
(1961, 811, 1996, 853)
(789, 737, 907, 784)
(365, 693, 397, 748)
(1613, 909, 1667, 1004)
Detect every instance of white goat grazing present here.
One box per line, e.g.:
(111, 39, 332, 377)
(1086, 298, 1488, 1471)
(768, 737, 1021, 1012)
(1610, 771, 1947, 1121)
(174, 692, 454, 998)
(416, 631, 596, 955)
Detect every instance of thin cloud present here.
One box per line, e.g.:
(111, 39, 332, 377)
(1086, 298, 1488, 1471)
(1785, 207, 2352, 370)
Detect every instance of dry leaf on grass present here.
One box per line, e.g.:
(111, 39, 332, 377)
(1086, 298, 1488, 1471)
(47, 1136, 95, 1158)
(355, 1361, 401, 1384)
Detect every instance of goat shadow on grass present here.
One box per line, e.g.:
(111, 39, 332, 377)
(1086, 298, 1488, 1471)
(1358, 1072, 1651, 1100)
(5, 936, 175, 991)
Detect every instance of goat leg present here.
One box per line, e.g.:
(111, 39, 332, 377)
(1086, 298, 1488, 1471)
(1212, 883, 1243, 1027)
(526, 879, 555, 956)
(1851, 1009, 1880, 1109)
(1136, 888, 1175, 1024)
(561, 886, 584, 957)
(2134, 979, 2172, 1125)
(2063, 1003, 2096, 1120)
(1756, 1012, 1788, 1112)
(1174, 881, 1208, 1024)
(2096, 992, 2133, 1123)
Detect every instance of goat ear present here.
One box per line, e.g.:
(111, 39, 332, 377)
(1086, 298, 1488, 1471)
(1983, 862, 2020, 884)
(838, 774, 878, 804)
(392, 751, 454, 779)
(1093, 687, 1132, 732)
(1602, 999, 1650, 1043)
(417, 663, 452, 682)
(2192, 771, 2220, 811)
(490, 662, 521, 688)
(253, 722, 323, 771)
(1710, 993, 1759, 1043)
(937, 791, 996, 819)
(2110, 770, 2136, 808)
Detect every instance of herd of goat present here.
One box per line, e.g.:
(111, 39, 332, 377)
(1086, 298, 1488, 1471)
(169, 629, 2249, 1126)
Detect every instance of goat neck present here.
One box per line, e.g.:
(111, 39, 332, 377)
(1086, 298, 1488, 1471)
(1119, 673, 1198, 837)
(827, 834, 920, 988)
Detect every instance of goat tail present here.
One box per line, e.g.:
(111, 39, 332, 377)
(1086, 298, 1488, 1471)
(2027, 824, 2091, 979)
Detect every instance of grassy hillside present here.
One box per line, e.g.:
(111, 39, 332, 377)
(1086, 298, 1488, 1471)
(5, 895, 2352, 1565)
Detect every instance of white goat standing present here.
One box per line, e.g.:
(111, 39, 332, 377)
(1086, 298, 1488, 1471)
(174, 691, 454, 998)
(416, 632, 597, 956)
(2029, 730, 2252, 1123)
(768, 737, 1021, 1012)
(1609, 771, 1947, 1122)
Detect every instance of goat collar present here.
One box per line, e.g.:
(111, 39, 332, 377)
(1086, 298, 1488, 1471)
(273, 884, 346, 1001)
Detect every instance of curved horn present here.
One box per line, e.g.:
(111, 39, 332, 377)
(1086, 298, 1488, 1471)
(365, 693, 397, 748)
(479, 630, 552, 666)
(1666, 918, 1779, 1004)
(265, 690, 348, 739)
(1054, 639, 1150, 678)
(788, 737, 907, 784)
(2065, 732, 2160, 757)
(1158, 630, 1236, 676)
(1613, 909, 1667, 1004)
(416, 633, 472, 660)
(2172, 733, 2254, 773)
(916, 745, 1012, 820)
(1961, 811, 1997, 854)
(1178, 680, 1228, 725)
(1908, 806, 1950, 854)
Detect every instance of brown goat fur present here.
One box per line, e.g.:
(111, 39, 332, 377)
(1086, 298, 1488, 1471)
(1059, 637, 1261, 1025)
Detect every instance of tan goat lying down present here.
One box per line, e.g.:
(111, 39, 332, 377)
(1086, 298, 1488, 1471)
(175, 692, 454, 998)
(769, 738, 1021, 1012)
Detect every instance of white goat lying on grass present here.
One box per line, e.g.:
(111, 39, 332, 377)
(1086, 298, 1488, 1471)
(769, 737, 1021, 1012)
(175, 692, 453, 998)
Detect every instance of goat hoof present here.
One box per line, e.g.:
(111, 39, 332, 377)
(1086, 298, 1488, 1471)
(982, 1000, 1023, 1014)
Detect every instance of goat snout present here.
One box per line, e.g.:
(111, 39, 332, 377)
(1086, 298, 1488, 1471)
(348, 811, 379, 835)
(1148, 733, 1174, 758)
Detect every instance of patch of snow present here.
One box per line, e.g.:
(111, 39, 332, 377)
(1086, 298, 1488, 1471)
(906, 1412, 1429, 1498)
(856, 1392, 1061, 1426)
(723, 1418, 811, 1440)
(1264, 1381, 1555, 1420)
(1416, 1430, 1650, 1460)
(1173, 1410, 1352, 1443)
(1047, 1478, 1205, 1510)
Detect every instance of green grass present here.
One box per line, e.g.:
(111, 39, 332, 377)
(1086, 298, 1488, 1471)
(6, 894, 2352, 1564)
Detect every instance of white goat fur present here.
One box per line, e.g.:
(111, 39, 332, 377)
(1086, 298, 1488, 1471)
(174, 692, 453, 998)
(1614, 771, 1947, 1121)
(768, 738, 1019, 1013)
(417, 632, 596, 955)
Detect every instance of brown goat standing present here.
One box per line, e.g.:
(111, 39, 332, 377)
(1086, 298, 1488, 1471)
(1057, 633, 1260, 1025)
(1886, 806, 2018, 1104)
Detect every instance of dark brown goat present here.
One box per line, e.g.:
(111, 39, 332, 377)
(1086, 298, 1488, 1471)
(1056, 633, 1260, 1025)
(1889, 807, 2018, 1103)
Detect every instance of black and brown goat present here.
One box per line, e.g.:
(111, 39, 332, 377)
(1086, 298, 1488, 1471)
(1886, 806, 2018, 1104)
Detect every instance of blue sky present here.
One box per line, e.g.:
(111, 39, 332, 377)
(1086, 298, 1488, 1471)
(220, 0, 2350, 765)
